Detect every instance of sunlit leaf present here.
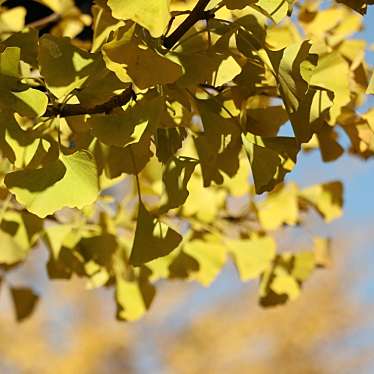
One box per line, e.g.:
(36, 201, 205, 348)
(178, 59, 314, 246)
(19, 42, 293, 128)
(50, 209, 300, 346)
(5, 151, 99, 218)
(299, 181, 344, 222)
(107, 0, 170, 37)
(183, 234, 227, 286)
(229, 235, 276, 281)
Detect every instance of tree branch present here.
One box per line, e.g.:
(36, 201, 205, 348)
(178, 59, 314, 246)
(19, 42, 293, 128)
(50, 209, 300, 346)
(162, 0, 213, 49)
(45, 85, 135, 117)
(26, 13, 61, 30)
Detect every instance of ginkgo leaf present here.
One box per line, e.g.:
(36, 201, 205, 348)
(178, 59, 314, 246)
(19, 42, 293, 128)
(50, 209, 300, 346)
(159, 157, 198, 213)
(229, 235, 276, 281)
(1, 29, 39, 67)
(0, 229, 28, 265)
(91, 2, 125, 52)
(214, 56, 242, 86)
(0, 47, 48, 117)
(103, 38, 183, 89)
(257, 183, 299, 230)
(10, 287, 39, 322)
(5, 151, 99, 218)
(194, 99, 242, 187)
(115, 270, 156, 321)
(1, 210, 43, 250)
(0, 0, 369, 321)
(129, 202, 182, 266)
(105, 139, 154, 177)
(267, 40, 332, 142)
(89, 96, 163, 147)
(299, 181, 344, 222)
(0, 46, 20, 76)
(268, 41, 307, 122)
(0, 6, 26, 34)
(183, 234, 227, 286)
(107, 0, 170, 38)
(182, 174, 226, 223)
(245, 106, 288, 137)
(89, 115, 148, 147)
(44, 224, 75, 258)
(39, 35, 100, 99)
(156, 127, 188, 163)
(242, 133, 300, 194)
(259, 251, 316, 307)
(316, 124, 344, 162)
(309, 51, 351, 124)
(250, 0, 292, 23)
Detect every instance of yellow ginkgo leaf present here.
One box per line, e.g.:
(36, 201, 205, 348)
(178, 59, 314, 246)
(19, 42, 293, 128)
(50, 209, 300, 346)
(107, 0, 170, 37)
(229, 234, 276, 281)
(299, 181, 344, 222)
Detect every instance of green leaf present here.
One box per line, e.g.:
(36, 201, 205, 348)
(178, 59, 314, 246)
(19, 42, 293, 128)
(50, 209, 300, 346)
(5, 151, 99, 218)
(10, 286, 39, 322)
(107, 0, 170, 37)
(129, 202, 182, 266)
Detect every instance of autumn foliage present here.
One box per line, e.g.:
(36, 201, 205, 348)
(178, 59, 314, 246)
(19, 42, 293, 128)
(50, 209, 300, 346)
(0, 0, 373, 321)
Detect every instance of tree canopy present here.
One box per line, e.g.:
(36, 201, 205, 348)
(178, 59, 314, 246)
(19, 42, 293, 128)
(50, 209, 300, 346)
(0, 0, 373, 322)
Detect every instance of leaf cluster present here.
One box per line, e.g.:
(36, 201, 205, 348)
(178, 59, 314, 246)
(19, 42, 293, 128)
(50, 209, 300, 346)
(0, 0, 372, 321)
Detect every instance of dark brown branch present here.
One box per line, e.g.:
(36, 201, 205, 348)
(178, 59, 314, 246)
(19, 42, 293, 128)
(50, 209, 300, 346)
(44, 85, 135, 117)
(162, 0, 213, 49)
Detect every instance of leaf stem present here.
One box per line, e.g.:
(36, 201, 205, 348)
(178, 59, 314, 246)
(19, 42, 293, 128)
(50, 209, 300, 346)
(129, 147, 142, 203)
